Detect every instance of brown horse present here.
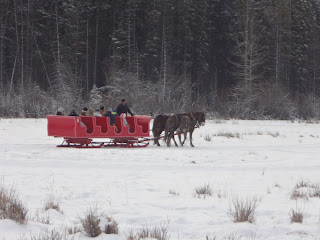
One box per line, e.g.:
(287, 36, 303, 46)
(176, 114, 195, 146)
(164, 114, 183, 147)
(164, 111, 205, 147)
(177, 112, 205, 147)
(152, 114, 170, 146)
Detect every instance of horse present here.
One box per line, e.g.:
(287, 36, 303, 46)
(164, 114, 183, 147)
(164, 111, 205, 147)
(177, 112, 205, 147)
(152, 114, 170, 146)
(176, 114, 195, 146)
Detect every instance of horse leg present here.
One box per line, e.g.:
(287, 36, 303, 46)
(182, 131, 187, 146)
(178, 132, 183, 146)
(167, 131, 173, 147)
(172, 134, 179, 147)
(155, 137, 160, 146)
(152, 129, 157, 145)
(155, 130, 161, 146)
(189, 130, 194, 147)
(164, 128, 169, 146)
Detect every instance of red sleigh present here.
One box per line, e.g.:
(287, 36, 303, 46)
(47, 115, 152, 148)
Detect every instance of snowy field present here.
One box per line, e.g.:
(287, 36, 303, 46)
(1, 118, 320, 240)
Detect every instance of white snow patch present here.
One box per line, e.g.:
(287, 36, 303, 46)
(1, 119, 320, 239)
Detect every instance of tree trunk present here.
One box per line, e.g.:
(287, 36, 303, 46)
(94, 9, 98, 85)
(86, 13, 89, 97)
(55, 4, 64, 91)
(20, 0, 24, 96)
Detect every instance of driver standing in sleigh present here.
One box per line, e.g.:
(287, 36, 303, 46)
(116, 99, 134, 116)
(116, 99, 134, 130)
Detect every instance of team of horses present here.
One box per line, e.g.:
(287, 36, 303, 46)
(152, 112, 205, 147)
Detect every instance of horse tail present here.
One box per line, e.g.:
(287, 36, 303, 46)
(164, 130, 168, 142)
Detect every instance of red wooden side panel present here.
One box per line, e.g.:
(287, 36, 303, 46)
(80, 116, 94, 134)
(135, 115, 151, 133)
(95, 116, 108, 133)
(47, 115, 152, 139)
(126, 116, 136, 133)
(47, 116, 77, 137)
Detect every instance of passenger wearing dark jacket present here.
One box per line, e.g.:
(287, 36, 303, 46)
(116, 99, 134, 116)
(68, 109, 79, 116)
(105, 107, 118, 132)
(104, 107, 116, 126)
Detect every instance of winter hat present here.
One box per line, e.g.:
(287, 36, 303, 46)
(100, 106, 105, 110)
(58, 107, 64, 112)
(107, 107, 112, 112)
(121, 99, 125, 102)
(82, 107, 88, 112)
(88, 108, 94, 115)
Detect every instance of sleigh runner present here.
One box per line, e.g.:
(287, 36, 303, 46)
(47, 115, 152, 148)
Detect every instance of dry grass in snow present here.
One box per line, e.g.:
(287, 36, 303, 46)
(206, 233, 242, 240)
(43, 197, 62, 213)
(289, 208, 303, 223)
(126, 221, 170, 240)
(204, 134, 212, 141)
(0, 185, 28, 224)
(81, 207, 102, 237)
(104, 216, 119, 234)
(169, 189, 179, 196)
(228, 196, 258, 223)
(194, 184, 213, 199)
(290, 179, 320, 200)
(19, 229, 67, 240)
(31, 210, 51, 225)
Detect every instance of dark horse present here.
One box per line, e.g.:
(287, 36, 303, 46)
(179, 112, 205, 147)
(163, 114, 184, 147)
(164, 111, 205, 147)
(152, 114, 170, 146)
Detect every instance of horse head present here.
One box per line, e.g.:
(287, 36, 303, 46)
(196, 111, 205, 126)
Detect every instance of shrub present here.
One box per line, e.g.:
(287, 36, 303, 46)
(290, 209, 303, 223)
(204, 135, 212, 141)
(66, 226, 81, 235)
(169, 189, 179, 196)
(127, 221, 170, 240)
(194, 184, 213, 199)
(81, 208, 102, 237)
(290, 189, 308, 200)
(267, 131, 279, 138)
(0, 186, 28, 224)
(290, 179, 320, 200)
(274, 183, 281, 188)
(43, 197, 62, 213)
(295, 179, 309, 189)
(125, 230, 136, 240)
(216, 189, 227, 198)
(136, 222, 169, 240)
(310, 187, 320, 197)
(104, 216, 119, 234)
(228, 196, 258, 223)
(214, 131, 240, 138)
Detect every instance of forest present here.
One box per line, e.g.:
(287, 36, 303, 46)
(1, 0, 320, 119)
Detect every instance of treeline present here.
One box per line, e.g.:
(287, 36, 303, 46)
(1, 0, 320, 119)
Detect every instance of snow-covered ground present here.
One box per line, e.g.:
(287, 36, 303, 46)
(1, 118, 320, 240)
